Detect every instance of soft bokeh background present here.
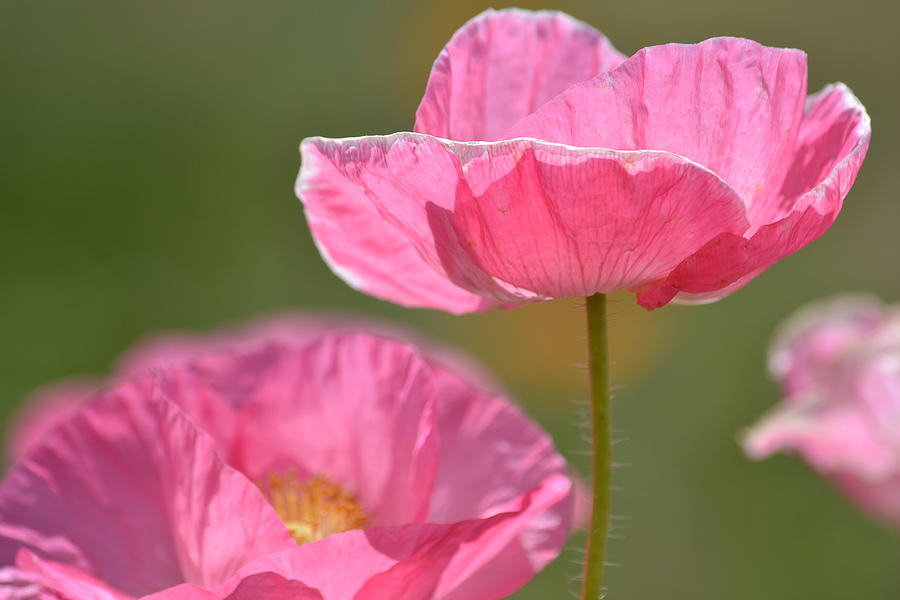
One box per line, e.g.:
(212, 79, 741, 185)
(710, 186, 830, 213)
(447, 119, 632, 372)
(2, 0, 899, 597)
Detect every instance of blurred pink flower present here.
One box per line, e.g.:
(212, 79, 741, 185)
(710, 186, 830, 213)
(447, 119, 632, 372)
(1, 328, 573, 599)
(744, 295, 900, 527)
(297, 8, 870, 313)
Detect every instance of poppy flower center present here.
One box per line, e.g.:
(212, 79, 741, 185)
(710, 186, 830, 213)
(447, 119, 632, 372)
(260, 472, 369, 545)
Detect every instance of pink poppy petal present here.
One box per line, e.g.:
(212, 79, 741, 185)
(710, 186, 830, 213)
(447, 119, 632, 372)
(149, 385, 296, 588)
(146, 574, 323, 600)
(0, 564, 52, 600)
(228, 475, 569, 600)
(635, 208, 832, 308)
(221, 573, 323, 600)
(436, 540, 536, 600)
(448, 145, 749, 297)
(507, 37, 808, 214)
(5, 379, 98, 464)
(232, 334, 441, 526)
(743, 402, 898, 480)
(425, 365, 573, 574)
(303, 133, 748, 303)
(853, 356, 900, 451)
(767, 83, 872, 230)
(430, 474, 571, 599)
(141, 585, 217, 600)
(767, 294, 885, 398)
(414, 8, 625, 142)
(0, 384, 293, 597)
(300, 134, 540, 306)
(16, 549, 133, 600)
(298, 139, 494, 314)
(636, 86, 870, 309)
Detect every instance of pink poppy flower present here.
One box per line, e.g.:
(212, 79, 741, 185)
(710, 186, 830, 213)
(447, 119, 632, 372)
(1, 329, 573, 599)
(297, 8, 870, 313)
(744, 295, 900, 527)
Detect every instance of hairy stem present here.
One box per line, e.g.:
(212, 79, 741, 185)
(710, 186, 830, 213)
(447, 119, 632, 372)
(581, 293, 611, 599)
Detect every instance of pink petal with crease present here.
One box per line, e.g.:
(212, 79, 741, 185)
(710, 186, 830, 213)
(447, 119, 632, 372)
(415, 8, 625, 142)
(0, 386, 293, 597)
(767, 294, 884, 398)
(425, 365, 573, 579)
(298, 141, 493, 314)
(637, 84, 870, 309)
(142, 585, 217, 600)
(744, 403, 898, 480)
(222, 334, 442, 526)
(0, 563, 53, 600)
(221, 573, 322, 600)
(16, 550, 132, 600)
(507, 37, 808, 215)
(144, 574, 323, 600)
(449, 145, 749, 297)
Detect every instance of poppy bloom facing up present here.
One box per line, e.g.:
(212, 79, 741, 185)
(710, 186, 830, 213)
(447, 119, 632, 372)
(297, 8, 870, 313)
(744, 296, 900, 527)
(0, 327, 573, 599)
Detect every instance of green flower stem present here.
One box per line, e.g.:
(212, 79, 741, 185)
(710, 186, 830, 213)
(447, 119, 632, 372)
(582, 293, 611, 600)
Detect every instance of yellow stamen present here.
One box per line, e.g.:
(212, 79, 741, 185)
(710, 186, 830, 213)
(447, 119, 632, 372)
(260, 472, 369, 545)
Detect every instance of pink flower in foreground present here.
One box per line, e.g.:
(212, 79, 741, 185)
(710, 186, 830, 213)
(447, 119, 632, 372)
(744, 295, 900, 527)
(1, 327, 573, 599)
(297, 8, 870, 313)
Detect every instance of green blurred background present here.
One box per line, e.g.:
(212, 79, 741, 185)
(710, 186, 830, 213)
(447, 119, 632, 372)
(2, 0, 899, 597)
